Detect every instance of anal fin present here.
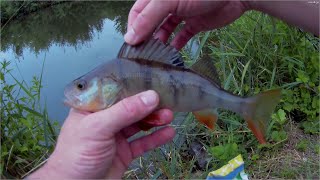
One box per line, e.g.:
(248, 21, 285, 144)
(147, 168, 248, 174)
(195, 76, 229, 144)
(193, 109, 218, 129)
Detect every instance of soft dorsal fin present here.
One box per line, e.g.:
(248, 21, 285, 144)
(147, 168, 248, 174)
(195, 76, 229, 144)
(117, 38, 184, 67)
(191, 55, 221, 86)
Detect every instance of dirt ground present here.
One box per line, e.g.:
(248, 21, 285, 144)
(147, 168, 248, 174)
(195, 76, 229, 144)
(250, 121, 320, 179)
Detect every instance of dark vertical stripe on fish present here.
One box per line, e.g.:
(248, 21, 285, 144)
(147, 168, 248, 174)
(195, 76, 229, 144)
(143, 61, 152, 90)
(169, 74, 179, 106)
(179, 69, 186, 96)
(215, 88, 223, 108)
(117, 60, 129, 89)
(198, 85, 205, 100)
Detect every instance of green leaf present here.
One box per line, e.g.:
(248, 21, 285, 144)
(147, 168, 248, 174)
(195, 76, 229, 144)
(20, 118, 32, 129)
(296, 140, 308, 152)
(277, 109, 286, 125)
(20, 146, 29, 152)
(209, 143, 239, 162)
(296, 70, 309, 83)
(283, 103, 293, 112)
(210, 145, 224, 157)
(271, 130, 287, 142)
(251, 154, 260, 161)
(272, 109, 287, 126)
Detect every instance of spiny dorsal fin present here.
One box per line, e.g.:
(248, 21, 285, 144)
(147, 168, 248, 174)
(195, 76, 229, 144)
(191, 55, 221, 86)
(117, 38, 184, 67)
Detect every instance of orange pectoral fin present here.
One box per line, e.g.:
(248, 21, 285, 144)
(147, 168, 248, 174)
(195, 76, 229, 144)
(193, 109, 218, 129)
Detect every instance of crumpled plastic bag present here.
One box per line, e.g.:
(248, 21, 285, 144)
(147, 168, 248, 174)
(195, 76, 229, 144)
(206, 155, 249, 180)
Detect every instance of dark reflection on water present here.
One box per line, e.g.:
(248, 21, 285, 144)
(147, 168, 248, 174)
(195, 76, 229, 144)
(1, 1, 133, 57)
(1, 1, 134, 123)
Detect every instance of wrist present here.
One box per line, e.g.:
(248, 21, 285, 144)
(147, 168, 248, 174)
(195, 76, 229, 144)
(27, 157, 67, 179)
(27, 162, 54, 179)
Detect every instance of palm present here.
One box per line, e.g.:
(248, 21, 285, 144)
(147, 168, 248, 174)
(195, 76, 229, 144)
(105, 125, 172, 178)
(169, 2, 245, 49)
(104, 132, 134, 178)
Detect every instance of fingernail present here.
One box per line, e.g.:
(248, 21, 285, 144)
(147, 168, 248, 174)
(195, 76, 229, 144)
(140, 90, 158, 106)
(124, 28, 138, 44)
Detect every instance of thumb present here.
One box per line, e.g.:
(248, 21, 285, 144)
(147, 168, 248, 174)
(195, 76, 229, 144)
(85, 90, 159, 134)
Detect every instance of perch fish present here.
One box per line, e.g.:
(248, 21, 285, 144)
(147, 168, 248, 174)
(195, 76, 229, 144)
(64, 39, 281, 144)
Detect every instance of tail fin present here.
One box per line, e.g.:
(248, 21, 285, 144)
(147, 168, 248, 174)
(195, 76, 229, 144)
(242, 89, 281, 144)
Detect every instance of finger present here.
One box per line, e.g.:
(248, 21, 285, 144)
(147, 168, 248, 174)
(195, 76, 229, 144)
(141, 108, 174, 126)
(125, 1, 178, 45)
(121, 125, 141, 139)
(123, 109, 174, 138)
(70, 108, 92, 116)
(65, 108, 91, 123)
(130, 127, 175, 158)
(154, 15, 182, 43)
(127, 0, 150, 30)
(86, 90, 159, 134)
(122, 109, 174, 138)
(170, 22, 201, 50)
(137, 109, 174, 131)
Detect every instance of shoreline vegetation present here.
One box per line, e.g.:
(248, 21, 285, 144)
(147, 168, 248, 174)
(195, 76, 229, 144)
(1, 60, 59, 178)
(1, 0, 66, 26)
(1, 1, 319, 179)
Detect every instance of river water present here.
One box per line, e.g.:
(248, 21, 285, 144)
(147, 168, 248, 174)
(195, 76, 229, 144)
(1, 2, 134, 123)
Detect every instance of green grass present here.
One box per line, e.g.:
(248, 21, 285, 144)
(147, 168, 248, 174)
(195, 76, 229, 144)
(126, 11, 319, 179)
(1, 60, 58, 178)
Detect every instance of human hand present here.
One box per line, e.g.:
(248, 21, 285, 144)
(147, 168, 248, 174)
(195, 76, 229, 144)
(29, 90, 175, 179)
(125, 0, 250, 49)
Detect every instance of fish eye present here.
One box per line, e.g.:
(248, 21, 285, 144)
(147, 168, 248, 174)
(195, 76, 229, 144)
(76, 80, 86, 90)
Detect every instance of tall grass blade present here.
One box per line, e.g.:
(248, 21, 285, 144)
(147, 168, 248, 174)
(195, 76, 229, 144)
(194, 31, 210, 61)
(20, 106, 43, 118)
(151, 169, 162, 179)
(226, 31, 243, 51)
(219, 43, 226, 81)
(240, 59, 252, 94)
(270, 65, 276, 88)
(214, 52, 245, 57)
(38, 54, 46, 101)
(9, 73, 33, 99)
(224, 66, 236, 90)
(43, 102, 57, 143)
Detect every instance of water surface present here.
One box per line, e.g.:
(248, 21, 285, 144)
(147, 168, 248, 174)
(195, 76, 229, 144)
(1, 2, 133, 123)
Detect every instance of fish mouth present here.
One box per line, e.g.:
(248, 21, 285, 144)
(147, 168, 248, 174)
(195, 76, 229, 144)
(63, 97, 75, 108)
(63, 99, 72, 107)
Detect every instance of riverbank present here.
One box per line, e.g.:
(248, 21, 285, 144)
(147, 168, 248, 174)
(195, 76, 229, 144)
(1, 0, 67, 26)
